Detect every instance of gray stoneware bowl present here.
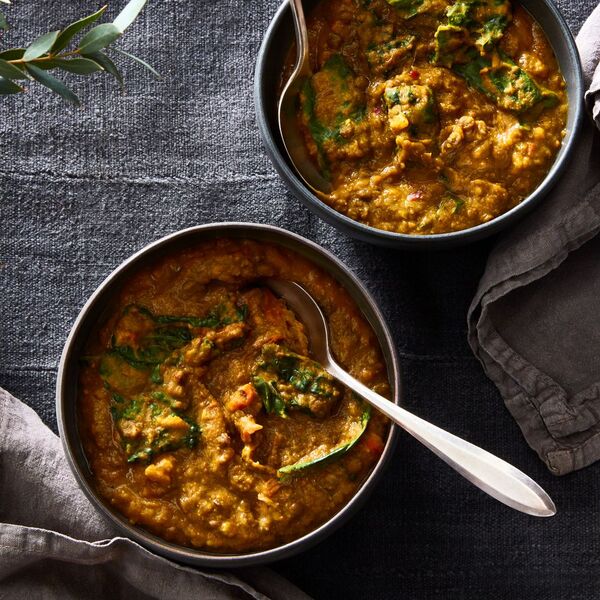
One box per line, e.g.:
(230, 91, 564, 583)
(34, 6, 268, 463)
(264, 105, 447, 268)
(254, 0, 584, 248)
(56, 223, 401, 567)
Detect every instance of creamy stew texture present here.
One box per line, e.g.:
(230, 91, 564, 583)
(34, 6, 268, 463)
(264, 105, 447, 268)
(79, 239, 389, 552)
(291, 0, 567, 234)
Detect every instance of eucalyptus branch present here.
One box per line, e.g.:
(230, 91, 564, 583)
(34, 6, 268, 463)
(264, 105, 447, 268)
(0, 0, 159, 104)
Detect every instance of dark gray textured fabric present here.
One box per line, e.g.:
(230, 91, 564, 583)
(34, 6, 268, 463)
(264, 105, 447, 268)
(468, 6, 600, 476)
(1, 1, 600, 599)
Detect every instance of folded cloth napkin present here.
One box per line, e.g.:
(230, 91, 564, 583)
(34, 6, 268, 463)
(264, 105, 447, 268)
(468, 6, 600, 476)
(0, 387, 310, 600)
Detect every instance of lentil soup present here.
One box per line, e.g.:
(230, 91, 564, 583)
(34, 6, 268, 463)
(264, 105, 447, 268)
(79, 239, 390, 552)
(287, 0, 568, 234)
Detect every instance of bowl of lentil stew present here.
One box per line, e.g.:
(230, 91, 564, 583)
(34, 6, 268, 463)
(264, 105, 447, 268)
(57, 223, 400, 567)
(255, 0, 584, 247)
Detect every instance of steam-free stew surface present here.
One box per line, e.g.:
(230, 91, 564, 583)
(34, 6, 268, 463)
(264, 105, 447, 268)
(290, 0, 567, 233)
(79, 239, 389, 552)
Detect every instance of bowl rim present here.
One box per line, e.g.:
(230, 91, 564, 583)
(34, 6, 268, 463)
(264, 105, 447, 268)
(56, 222, 401, 567)
(254, 0, 585, 248)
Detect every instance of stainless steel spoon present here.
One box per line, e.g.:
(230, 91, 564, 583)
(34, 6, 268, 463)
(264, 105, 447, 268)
(265, 278, 556, 517)
(278, 0, 332, 194)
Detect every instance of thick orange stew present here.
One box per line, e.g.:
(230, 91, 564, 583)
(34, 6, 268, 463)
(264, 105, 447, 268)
(78, 239, 390, 552)
(287, 0, 567, 234)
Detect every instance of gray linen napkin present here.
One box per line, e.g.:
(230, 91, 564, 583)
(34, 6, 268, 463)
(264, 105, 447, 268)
(0, 387, 311, 600)
(468, 5, 600, 476)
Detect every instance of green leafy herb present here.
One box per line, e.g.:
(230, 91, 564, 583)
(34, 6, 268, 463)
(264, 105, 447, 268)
(384, 84, 438, 138)
(424, 0, 551, 116)
(475, 14, 509, 51)
(446, 1, 473, 27)
(111, 325, 192, 369)
(0, 0, 158, 103)
(110, 391, 200, 463)
(433, 24, 470, 67)
(385, 0, 426, 19)
(438, 191, 465, 214)
(253, 344, 342, 419)
(150, 364, 163, 384)
(366, 34, 415, 74)
(438, 0, 511, 54)
(153, 301, 247, 329)
(451, 51, 490, 94)
(277, 402, 371, 480)
(452, 50, 558, 114)
(103, 301, 247, 378)
(300, 78, 330, 174)
(300, 54, 367, 175)
(99, 350, 150, 395)
(252, 376, 287, 418)
(485, 52, 558, 112)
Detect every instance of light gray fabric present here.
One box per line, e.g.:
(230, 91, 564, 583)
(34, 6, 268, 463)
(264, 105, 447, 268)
(0, 387, 311, 600)
(468, 6, 600, 476)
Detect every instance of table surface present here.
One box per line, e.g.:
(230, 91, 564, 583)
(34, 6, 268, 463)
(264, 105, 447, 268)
(1, 1, 598, 598)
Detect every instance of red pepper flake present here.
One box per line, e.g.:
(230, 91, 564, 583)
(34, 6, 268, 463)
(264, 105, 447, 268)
(409, 69, 420, 80)
(362, 433, 385, 456)
(407, 191, 423, 202)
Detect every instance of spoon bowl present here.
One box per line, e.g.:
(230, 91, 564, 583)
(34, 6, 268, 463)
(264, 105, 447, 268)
(265, 278, 557, 518)
(277, 0, 332, 194)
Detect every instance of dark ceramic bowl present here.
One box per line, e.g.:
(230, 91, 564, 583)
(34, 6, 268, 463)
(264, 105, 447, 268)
(56, 223, 401, 567)
(254, 0, 584, 248)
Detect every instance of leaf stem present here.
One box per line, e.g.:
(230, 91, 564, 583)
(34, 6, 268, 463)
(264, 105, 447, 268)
(7, 49, 79, 66)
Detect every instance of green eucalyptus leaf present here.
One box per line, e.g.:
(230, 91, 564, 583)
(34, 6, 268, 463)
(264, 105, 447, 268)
(52, 5, 108, 53)
(29, 59, 61, 70)
(87, 51, 123, 88)
(0, 11, 8, 31)
(112, 47, 160, 79)
(25, 63, 80, 105)
(113, 0, 147, 33)
(23, 30, 60, 61)
(78, 23, 121, 54)
(0, 58, 27, 79)
(55, 57, 103, 74)
(0, 48, 24, 60)
(0, 75, 23, 94)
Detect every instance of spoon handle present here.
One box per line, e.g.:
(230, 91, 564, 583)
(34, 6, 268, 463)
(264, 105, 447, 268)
(289, 0, 309, 68)
(326, 361, 556, 517)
